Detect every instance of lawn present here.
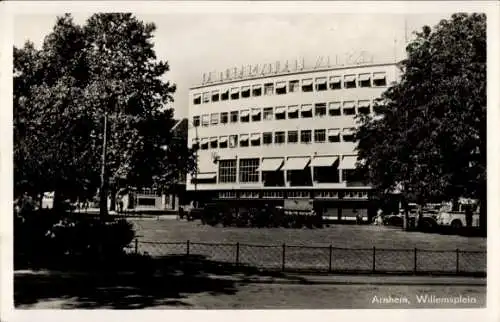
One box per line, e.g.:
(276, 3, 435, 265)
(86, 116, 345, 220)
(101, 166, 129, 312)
(131, 218, 486, 250)
(128, 218, 486, 274)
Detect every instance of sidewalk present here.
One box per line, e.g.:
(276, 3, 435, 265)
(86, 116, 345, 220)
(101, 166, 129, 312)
(15, 269, 485, 285)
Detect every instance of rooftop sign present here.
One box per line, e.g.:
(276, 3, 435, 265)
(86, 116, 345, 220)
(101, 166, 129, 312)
(201, 51, 375, 85)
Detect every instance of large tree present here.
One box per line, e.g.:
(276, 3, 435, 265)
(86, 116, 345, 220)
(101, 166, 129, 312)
(355, 13, 486, 233)
(14, 13, 196, 214)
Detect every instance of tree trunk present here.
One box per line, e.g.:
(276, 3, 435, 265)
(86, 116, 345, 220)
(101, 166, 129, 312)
(479, 194, 486, 236)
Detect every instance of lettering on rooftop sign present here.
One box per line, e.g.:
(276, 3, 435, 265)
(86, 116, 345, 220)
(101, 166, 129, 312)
(201, 51, 374, 85)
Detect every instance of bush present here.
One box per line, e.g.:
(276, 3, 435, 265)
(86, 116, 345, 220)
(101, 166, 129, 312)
(14, 208, 135, 269)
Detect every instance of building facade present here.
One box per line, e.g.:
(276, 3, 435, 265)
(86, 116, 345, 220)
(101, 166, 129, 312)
(187, 62, 399, 220)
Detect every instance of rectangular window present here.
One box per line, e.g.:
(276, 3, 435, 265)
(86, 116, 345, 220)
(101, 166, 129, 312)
(210, 137, 218, 149)
(230, 88, 240, 100)
(288, 105, 299, 119)
(241, 86, 250, 98)
(210, 113, 219, 125)
(240, 109, 250, 122)
(329, 76, 341, 90)
(373, 72, 387, 87)
(218, 160, 237, 183)
(315, 77, 327, 91)
(275, 131, 285, 144)
(200, 138, 209, 150)
(240, 134, 249, 147)
(252, 85, 262, 96)
(314, 129, 326, 143)
(221, 89, 229, 101)
(202, 92, 210, 103)
(342, 101, 356, 116)
(229, 135, 238, 148)
(302, 78, 313, 92)
(193, 93, 201, 105)
(301, 104, 313, 118)
(250, 133, 261, 146)
(212, 90, 220, 102)
(314, 103, 327, 117)
(192, 138, 199, 150)
(263, 107, 274, 120)
(329, 102, 341, 116)
(239, 158, 260, 183)
(220, 112, 228, 124)
(328, 129, 340, 143)
(264, 83, 274, 96)
(288, 130, 298, 143)
(357, 100, 371, 115)
(219, 136, 228, 149)
(202, 114, 209, 127)
(342, 128, 356, 142)
(251, 108, 261, 122)
(359, 73, 371, 87)
(263, 132, 273, 144)
(344, 75, 356, 89)
(193, 116, 200, 127)
(276, 81, 287, 95)
(289, 80, 299, 92)
(230, 111, 239, 123)
(300, 130, 312, 143)
(275, 106, 286, 120)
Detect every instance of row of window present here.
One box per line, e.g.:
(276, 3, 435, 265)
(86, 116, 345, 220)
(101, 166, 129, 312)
(193, 72, 388, 105)
(194, 128, 356, 150)
(218, 190, 369, 199)
(207, 158, 358, 184)
(193, 101, 379, 127)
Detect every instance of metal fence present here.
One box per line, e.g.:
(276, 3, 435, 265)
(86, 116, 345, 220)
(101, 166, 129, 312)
(127, 239, 486, 276)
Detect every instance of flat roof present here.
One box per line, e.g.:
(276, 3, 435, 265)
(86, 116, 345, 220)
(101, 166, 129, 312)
(190, 61, 398, 91)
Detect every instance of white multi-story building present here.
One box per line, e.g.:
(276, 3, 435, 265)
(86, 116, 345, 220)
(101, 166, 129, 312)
(187, 60, 399, 220)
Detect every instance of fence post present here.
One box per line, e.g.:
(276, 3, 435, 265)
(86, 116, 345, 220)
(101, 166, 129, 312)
(282, 243, 286, 272)
(134, 238, 138, 254)
(456, 248, 460, 273)
(328, 245, 333, 273)
(187, 240, 190, 256)
(372, 246, 376, 273)
(235, 242, 240, 267)
(414, 248, 417, 274)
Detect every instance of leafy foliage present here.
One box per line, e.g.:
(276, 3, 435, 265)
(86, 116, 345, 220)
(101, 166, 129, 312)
(355, 13, 486, 230)
(14, 13, 196, 202)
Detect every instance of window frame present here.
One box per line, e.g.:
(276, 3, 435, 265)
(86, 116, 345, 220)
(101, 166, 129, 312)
(274, 131, 286, 144)
(287, 130, 298, 144)
(300, 130, 312, 143)
(314, 129, 326, 143)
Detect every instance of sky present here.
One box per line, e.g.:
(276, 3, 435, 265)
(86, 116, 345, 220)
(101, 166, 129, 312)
(13, 12, 455, 119)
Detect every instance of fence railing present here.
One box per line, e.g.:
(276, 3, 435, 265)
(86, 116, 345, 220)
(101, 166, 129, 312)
(127, 239, 486, 276)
